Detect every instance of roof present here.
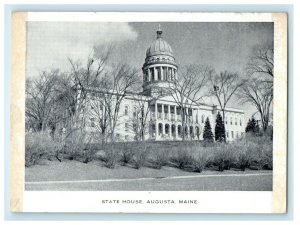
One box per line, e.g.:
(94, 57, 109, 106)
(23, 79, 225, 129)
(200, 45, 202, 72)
(146, 38, 174, 58)
(146, 26, 174, 58)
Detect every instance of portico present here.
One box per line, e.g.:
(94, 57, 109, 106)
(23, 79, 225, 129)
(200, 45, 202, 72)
(150, 101, 201, 141)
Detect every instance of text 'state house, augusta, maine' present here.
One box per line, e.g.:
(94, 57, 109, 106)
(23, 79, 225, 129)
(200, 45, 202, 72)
(85, 26, 245, 142)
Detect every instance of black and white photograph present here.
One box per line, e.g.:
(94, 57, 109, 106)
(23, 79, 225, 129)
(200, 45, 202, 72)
(9, 12, 287, 213)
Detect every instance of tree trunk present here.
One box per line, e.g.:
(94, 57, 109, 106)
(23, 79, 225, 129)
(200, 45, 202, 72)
(222, 108, 227, 143)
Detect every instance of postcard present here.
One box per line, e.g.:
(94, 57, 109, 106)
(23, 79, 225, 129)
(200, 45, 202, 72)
(10, 12, 287, 213)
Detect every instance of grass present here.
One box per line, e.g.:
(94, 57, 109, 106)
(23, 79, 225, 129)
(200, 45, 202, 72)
(25, 160, 272, 191)
(25, 159, 272, 182)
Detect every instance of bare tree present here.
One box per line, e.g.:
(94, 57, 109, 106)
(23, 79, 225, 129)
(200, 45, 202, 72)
(127, 93, 158, 142)
(25, 69, 59, 132)
(247, 42, 274, 78)
(168, 64, 211, 141)
(239, 79, 273, 132)
(89, 98, 109, 144)
(67, 44, 113, 132)
(208, 70, 245, 142)
(98, 64, 140, 142)
(241, 42, 274, 132)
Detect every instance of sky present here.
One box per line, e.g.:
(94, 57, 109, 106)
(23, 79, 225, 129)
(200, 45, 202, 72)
(26, 22, 273, 121)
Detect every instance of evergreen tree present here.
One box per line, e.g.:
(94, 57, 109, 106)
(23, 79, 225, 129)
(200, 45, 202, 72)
(215, 112, 225, 142)
(203, 117, 214, 142)
(245, 117, 260, 134)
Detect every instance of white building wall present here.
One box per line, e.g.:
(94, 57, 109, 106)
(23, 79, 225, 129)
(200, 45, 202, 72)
(84, 92, 245, 142)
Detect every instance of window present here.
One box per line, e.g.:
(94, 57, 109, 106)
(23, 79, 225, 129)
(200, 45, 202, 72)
(201, 115, 205, 123)
(152, 124, 156, 137)
(125, 123, 129, 131)
(157, 67, 161, 80)
(116, 133, 120, 139)
(178, 125, 182, 136)
(225, 117, 227, 124)
(163, 67, 167, 80)
(151, 68, 154, 81)
(230, 117, 232, 125)
(158, 105, 162, 119)
(124, 105, 129, 116)
(169, 68, 173, 80)
(226, 132, 229, 138)
(158, 123, 163, 135)
(235, 117, 237, 125)
(125, 135, 129, 141)
(133, 106, 137, 118)
(236, 132, 239, 138)
(196, 113, 199, 123)
(90, 118, 95, 127)
(231, 131, 234, 138)
(240, 119, 242, 126)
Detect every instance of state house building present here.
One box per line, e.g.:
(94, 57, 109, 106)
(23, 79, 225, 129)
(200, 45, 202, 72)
(86, 26, 245, 142)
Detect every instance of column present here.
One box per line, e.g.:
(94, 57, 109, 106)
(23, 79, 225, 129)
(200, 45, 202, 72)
(155, 102, 157, 120)
(161, 103, 164, 120)
(168, 105, 171, 121)
(154, 67, 158, 80)
(172, 69, 175, 80)
(174, 106, 177, 121)
(148, 68, 151, 81)
(162, 123, 165, 136)
(160, 67, 163, 80)
(175, 125, 178, 139)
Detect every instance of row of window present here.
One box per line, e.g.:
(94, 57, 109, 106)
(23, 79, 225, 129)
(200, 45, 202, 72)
(91, 116, 243, 129)
(226, 131, 245, 139)
(124, 105, 137, 117)
(225, 117, 243, 126)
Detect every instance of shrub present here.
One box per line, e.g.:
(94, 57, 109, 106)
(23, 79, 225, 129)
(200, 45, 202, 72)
(119, 143, 134, 166)
(228, 135, 273, 171)
(245, 117, 260, 134)
(191, 150, 210, 173)
(212, 145, 236, 171)
(170, 149, 194, 170)
(149, 149, 170, 169)
(261, 147, 273, 170)
(25, 132, 59, 167)
(60, 130, 97, 163)
(99, 146, 119, 169)
(234, 148, 252, 171)
(131, 144, 150, 169)
(62, 130, 87, 161)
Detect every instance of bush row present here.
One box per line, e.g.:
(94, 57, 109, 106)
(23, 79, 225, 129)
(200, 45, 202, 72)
(25, 132, 272, 172)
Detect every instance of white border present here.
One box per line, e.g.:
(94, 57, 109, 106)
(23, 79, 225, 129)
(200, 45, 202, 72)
(24, 191, 273, 213)
(28, 12, 273, 22)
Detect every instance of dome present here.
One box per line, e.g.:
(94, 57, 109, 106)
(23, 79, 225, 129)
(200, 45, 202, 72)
(146, 25, 174, 58)
(146, 38, 174, 57)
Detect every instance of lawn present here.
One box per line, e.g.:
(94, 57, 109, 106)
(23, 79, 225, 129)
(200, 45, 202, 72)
(25, 159, 272, 191)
